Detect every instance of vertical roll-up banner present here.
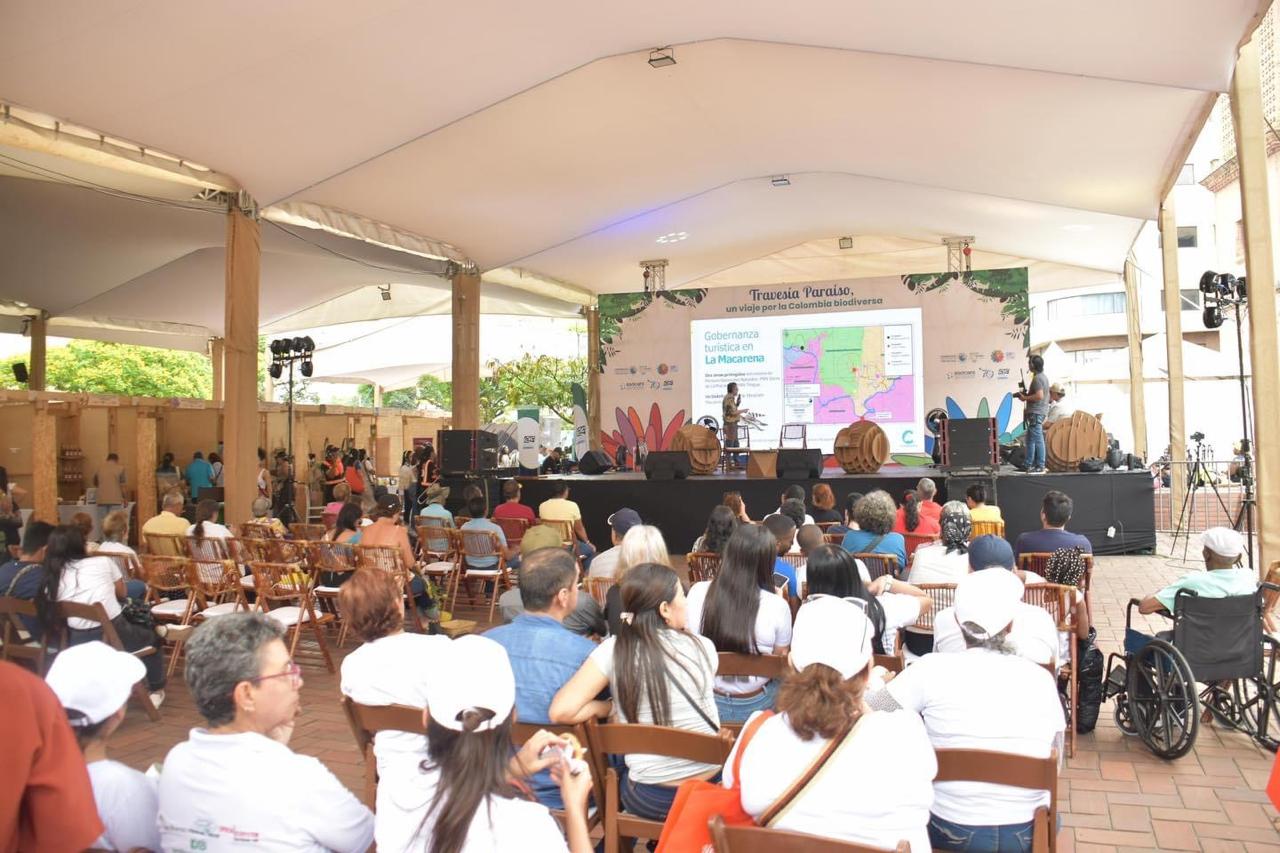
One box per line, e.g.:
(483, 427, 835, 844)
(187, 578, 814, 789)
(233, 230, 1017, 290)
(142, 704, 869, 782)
(571, 383, 589, 461)
(517, 407, 540, 470)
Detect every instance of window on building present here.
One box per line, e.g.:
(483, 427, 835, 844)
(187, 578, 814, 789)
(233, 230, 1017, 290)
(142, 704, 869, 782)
(1045, 292, 1126, 322)
(1176, 163, 1196, 185)
(1177, 226, 1198, 248)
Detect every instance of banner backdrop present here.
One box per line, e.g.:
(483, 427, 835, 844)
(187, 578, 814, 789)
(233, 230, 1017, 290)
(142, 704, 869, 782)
(517, 407, 540, 470)
(597, 269, 1028, 465)
(571, 383, 589, 461)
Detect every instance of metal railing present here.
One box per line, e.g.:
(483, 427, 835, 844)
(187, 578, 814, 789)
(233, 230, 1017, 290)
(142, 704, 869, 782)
(1152, 458, 1252, 534)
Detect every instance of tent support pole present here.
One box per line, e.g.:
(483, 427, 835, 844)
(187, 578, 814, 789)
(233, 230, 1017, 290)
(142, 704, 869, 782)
(211, 337, 225, 402)
(587, 304, 602, 451)
(1230, 35, 1280, 573)
(223, 204, 261, 528)
(1123, 257, 1147, 461)
(136, 410, 158, 523)
(32, 402, 56, 523)
(1159, 197, 1187, 526)
(451, 270, 481, 430)
(29, 311, 47, 391)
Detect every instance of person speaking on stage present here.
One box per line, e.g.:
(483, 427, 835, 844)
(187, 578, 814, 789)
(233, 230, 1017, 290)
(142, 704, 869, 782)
(722, 382, 744, 468)
(1013, 354, 1049, 473)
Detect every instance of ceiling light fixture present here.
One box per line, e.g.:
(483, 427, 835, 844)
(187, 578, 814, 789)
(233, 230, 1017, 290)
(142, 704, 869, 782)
(770, 176, 791, 187)
(378, 284, 392, 302)
(656, 231, 688, 244)
(648, 47, 676, 68)
(838, 237, 854, 250)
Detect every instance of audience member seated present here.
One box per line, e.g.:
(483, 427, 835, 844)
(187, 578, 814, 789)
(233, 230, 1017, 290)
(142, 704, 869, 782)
(965, 483, 1002, 523)
(806, 545, 930, 657)
(35, 525, 167, 702)
(325, 501, 365, 545)
(793, 524, 825, 584)
(363, 494, 440, 625)
(498, 533, 607, 637)
(336, 570, 449, 850)
(46, 641, 161, 853)
(1039, 547, 1094, 672)
(538, 483, 596, 568)
(871, 567, 1065, 852)
(142, 490, 190, 538)
(1012, 490, 1092, 560)
(604, 525, 671, 634)
(380, 635, 593, 853)
(0, 493, 21, 559)
(722, 491, 752, 524)
(907, 501, 972, 585)
(775, 485, 815, 525)
(691, 505, 738, 555)
(325, 481, 354, 519)
(460, 495, 518, 569)
(761, 514, 800, 599)
(893, 491, 940, 537)
(0, 521, 53, 635)
(1125, 527, 1255, 656)
(249, 496, 288, 538)
(552, 563, 719, 821)
(829, 491, 863, 536)
(0, 659, 104, 852)
(725, 597, 935, 852)
(159, 613, 375, 851)
(94, 510, 146, 601)
(588, 507, 642, 579)
(488, 548, 606, 808)
(493, 479, 537, 525)
(807, 483, 842, 525)
(840, 491, 908, 569)
(916, 478, 943, 523)
(72, 512, 97, 547)
(187, 497, 233, 540)
(931, 537, 1058, 667)
(687, 525, 792, 721)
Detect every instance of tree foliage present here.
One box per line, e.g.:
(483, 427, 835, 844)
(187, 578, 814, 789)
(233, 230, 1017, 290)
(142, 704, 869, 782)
(0, 340, 213, 398)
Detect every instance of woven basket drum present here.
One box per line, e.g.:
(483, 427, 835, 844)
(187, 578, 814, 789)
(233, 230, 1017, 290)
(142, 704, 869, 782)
(833, 421, 890, 474)
(670, 424, 722, 475)
(1045, 411, 1108, 472)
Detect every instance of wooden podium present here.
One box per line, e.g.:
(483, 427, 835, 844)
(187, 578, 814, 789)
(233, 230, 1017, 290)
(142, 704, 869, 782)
(747, 451, 778, 479)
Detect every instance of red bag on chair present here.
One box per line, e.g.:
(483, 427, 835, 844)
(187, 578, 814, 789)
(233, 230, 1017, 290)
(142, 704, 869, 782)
(655, 712, 772, 853)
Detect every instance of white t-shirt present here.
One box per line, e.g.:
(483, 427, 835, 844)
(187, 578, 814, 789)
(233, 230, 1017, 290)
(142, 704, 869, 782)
(1022, 574, 1084, 662)
(158, 729, 374, 853)
(906, 544, 970, 586)
(589, 632, 720, 784)
(95, 541, 139, 560)
(877, 592, 926, 653)
(187, 522, 233, 540)
(375, 762, 567, 853)
(686, 581, 792, 694)
(774, 507, 816, 527)
(88, 759, 161, 853)
(724, 710, 934, 853)
(58, 556, 123, 628)
(588, 545, 622, 579)
(932, 603, 1059, 667)
(885, 649, 1064, 825)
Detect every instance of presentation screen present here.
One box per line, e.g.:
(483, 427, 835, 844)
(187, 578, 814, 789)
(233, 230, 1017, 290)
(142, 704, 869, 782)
(690, 308, 925, 455)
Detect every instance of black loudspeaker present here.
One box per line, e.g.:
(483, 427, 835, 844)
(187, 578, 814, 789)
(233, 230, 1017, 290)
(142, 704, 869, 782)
(11, 362, 27, 384)
(577, 450, 613, 475)
(1106, 448, 1126, 469)
(644, 451, 690, 480)
(776, 449, 822, 479)
(944, 418, 999, 469)
(439, 429, 500, 475)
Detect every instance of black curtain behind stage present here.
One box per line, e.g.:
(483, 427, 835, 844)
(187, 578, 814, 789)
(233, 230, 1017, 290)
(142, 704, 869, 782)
(441, 468, 1155, 557)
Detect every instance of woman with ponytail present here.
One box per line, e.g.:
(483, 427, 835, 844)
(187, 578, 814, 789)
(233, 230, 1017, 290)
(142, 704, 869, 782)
(551, 562, 719, 820)
(186, 497, 232, 540)
(723, 597, 935, 851)
(893, 490, 940, 537)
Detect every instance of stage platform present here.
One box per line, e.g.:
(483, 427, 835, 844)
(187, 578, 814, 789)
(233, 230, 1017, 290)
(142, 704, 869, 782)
(442, 466, 1156, 557)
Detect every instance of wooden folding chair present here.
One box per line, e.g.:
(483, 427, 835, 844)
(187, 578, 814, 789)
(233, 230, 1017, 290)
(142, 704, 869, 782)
(716, 652, 790, 734)
(540, 518, 577, 550)
(872, 653, 904, 674)
(708, 815, 909, 852)
(855, 553, 900, 581)
(357, 544, 427, 633)
(970, 519, 1006, 539)
(452, 529, 511, 622)
(1023, 583, 1080, 757)
(509, 721, 606, 831)
(687, 551, 723, 583)
(306, 540, 358, 643)
(584, 575, 617, 609)
(289, 523, 327, 541)
(0, 596, 48, 672)
(1018, 552, 1093, 597)
(184, 549, 249, 620)
(99, 550, 145, 583)
(823, 532, 846, 545)
(815, 521, 839, 532)
(240, 521, 284, 540)
(585, 720, 737, 853)
(54, 601, 160, 721)
(141, 555, 199, 678)
(902, 532, 939, 565)
(248, 560, 335, 672)
(416, 517, 455, 563)
(779, 552, 805, 572)
(933, 748, 1059, 853)
(144, 532, 188, 557)
(493, 516, 530, 549)
(339, 696, 425, 808)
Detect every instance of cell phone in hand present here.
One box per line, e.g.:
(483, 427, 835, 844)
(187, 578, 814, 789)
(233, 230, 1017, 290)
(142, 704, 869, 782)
(772, 572, 788, 590)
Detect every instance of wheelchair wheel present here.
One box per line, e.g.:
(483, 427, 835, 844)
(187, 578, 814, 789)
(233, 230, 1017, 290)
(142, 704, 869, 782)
(1126, 639, 1199, 760)
(1240, 636, 1280, 752)
(1113, 697, 1138, 736)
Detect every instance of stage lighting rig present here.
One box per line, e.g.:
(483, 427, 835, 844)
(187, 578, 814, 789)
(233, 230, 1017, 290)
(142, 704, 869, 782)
(264, 336, 315, 526)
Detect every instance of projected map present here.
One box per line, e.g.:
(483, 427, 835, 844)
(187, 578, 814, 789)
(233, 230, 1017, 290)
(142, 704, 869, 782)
(781, 325, 916, 424)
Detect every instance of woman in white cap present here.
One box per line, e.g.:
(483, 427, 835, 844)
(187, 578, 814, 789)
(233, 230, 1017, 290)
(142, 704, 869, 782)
(381, 634, 594, 853)
(723, 596, 935, 851)
(46, 640, 161, 853)
(870, 568, 1065, 852)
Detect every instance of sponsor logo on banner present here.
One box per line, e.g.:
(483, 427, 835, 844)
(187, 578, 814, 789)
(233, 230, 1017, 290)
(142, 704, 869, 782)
(517, 407, 540, 470)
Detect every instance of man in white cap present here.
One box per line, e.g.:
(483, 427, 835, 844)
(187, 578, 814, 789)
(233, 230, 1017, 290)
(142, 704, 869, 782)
(46, 641, 161, 853)
(724, 597, 936, 852)
(870, 569, 1064, 851)
(587, 507, 642, 580)
(1125, 526, 1255, 654)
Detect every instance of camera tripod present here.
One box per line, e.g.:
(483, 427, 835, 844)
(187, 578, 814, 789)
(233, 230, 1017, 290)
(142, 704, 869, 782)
(1169, 436, 1254, 569)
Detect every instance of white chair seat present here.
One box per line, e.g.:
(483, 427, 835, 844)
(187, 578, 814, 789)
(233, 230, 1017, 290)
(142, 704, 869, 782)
(151, 598, 194, 617)
(240, 575, 256, 588)
(200, 601, 245, 618)
(315, 585, 343, 595)
(463, 568, 501, 578)
(422, 561, 455, 575)
(264, 606, 316, 627)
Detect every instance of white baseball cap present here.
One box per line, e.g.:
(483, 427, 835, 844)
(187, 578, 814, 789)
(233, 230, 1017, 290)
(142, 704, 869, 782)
(424, 635, 515, 732)
(790, 595, 874, 679)
(1203, 527, 1245, 560)
(954, 568, 1024, 640)
(45, 641, 145, 726)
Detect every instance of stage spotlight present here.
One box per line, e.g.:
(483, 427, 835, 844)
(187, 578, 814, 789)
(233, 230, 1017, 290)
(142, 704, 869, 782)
(301, 336, 315, 352)
(770, 176, 791, 187)
(269, 339, 286, 356)
(268, 362, 283, 380)
(648, 47, 676, 68)
(291, 337, 305, 352)
(1203, 304, 1224, 329)
(300, 360, 313, 378)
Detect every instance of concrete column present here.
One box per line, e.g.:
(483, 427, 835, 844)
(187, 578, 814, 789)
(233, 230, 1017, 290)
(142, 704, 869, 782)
(373, 384, 384, 409)
(223, 207, 261, 527)
(136, 411, 158, 522)
(587, 304, 602, 450)
(29, 311, 47, 391)
(1230, 36, 1280, 572)
(1122, 259, 1147, 461)
(210, 337, 225, 402)
(32, 404, 56, 523)
(1159, 199, 1187, 524)
(451, 270, 481, 429)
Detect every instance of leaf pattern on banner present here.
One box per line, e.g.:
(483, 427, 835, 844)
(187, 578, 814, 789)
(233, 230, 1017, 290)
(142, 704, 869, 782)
(615, 407, 637, 448)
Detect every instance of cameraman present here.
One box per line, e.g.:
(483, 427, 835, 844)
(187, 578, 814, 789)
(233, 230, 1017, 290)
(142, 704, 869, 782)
(1014, 354, 1049, 473)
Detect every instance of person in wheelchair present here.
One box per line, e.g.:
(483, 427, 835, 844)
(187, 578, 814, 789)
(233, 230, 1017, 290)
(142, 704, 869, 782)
(1124, 528, 1253, 656)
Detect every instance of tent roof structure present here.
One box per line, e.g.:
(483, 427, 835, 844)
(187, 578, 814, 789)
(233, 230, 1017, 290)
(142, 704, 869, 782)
(0, 1, 1268, 334)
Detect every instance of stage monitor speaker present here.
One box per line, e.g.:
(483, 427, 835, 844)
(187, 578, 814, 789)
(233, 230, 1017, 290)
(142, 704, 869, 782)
(577, 450, 613, 475)
(439, 429, 500, 475)
(776, 448, 822, 479)
(944, 417, 998, 469)
(11, 362, 27, 384)
(747, 451, 778, 479)
(644, 451, 690, 480)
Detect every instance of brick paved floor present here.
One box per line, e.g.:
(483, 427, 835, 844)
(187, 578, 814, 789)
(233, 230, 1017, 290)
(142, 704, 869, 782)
(108, 534, 1280, 851)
